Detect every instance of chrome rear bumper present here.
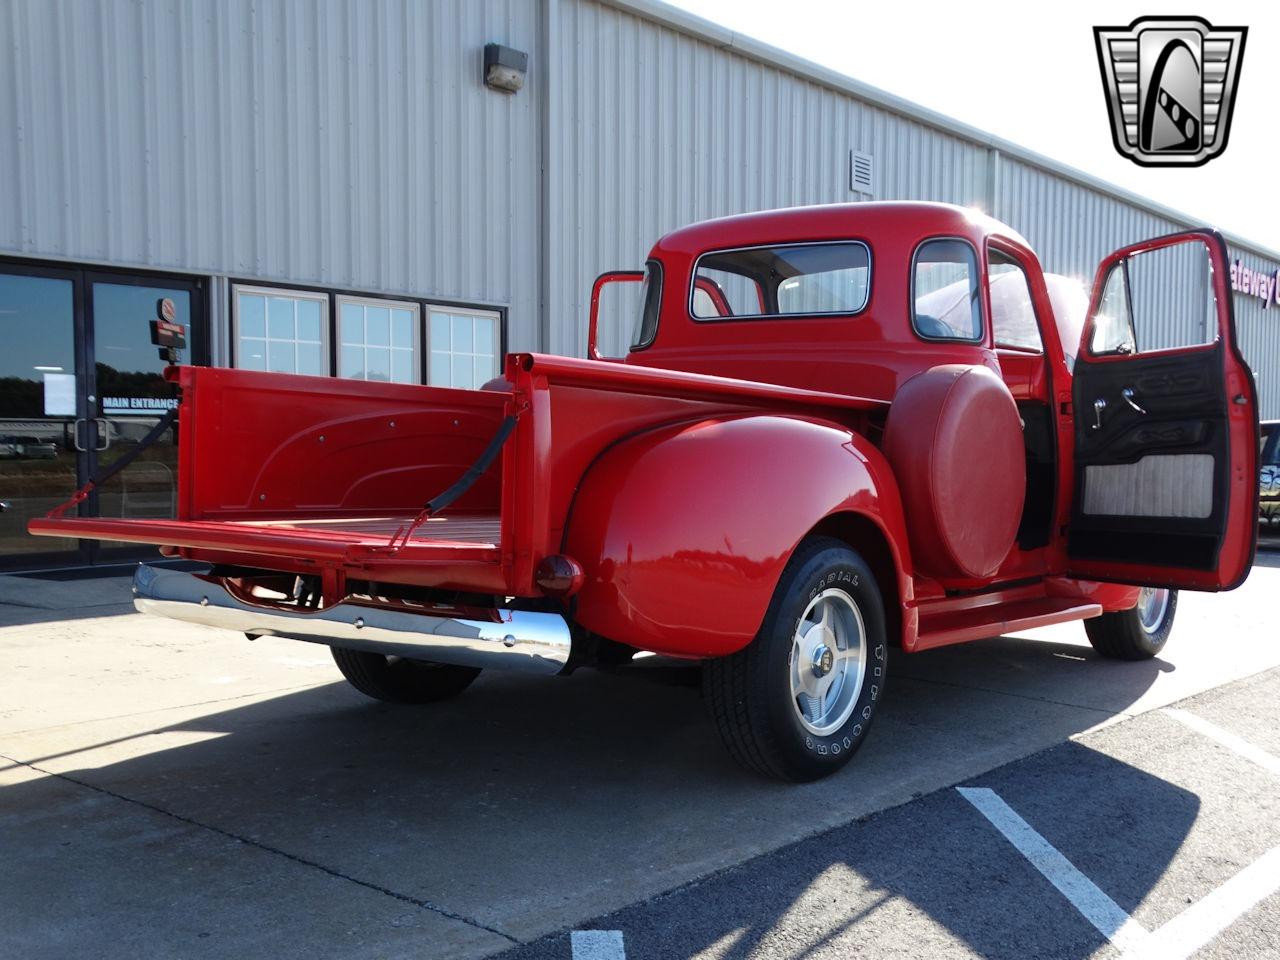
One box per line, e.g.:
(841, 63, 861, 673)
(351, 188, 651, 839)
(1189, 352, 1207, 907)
(132, 564, 571, 675)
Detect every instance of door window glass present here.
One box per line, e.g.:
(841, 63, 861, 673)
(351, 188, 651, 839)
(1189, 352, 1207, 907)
(1089, 239, 1217, 355)
(234, 285, 329, 375)
(337, 296, 420, 384)
(912, 239, 983, 341)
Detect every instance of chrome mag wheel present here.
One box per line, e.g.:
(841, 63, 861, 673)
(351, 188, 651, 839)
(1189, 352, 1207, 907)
(789, 588, 867, 736)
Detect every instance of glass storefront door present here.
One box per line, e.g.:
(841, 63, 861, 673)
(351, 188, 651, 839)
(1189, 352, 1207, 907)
(87, 277, 200, 561)
(0, 267, 88, 566)
(0, 261, 204, 570)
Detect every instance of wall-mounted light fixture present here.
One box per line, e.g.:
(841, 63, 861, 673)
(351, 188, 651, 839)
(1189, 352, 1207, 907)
(484, 43, 527, 94)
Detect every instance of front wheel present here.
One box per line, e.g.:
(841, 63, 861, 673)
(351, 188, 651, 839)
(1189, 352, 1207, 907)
(704, 536, 888, 782)
(330, 647, 481, 703)
(1084, 587, 1177, 661)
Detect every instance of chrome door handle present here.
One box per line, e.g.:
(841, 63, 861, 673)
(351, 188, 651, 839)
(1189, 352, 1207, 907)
(1121, 388, 1146, 415)
(73, 418, 87, 452)
(1092, 397, 1107, 430)
(94, 418, 110, 451)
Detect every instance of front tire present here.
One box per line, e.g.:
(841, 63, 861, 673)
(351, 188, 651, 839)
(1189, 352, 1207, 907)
(704, 536, 888, 782)
(330, 647, 481, 703)
(1084, 587, 1177, 661)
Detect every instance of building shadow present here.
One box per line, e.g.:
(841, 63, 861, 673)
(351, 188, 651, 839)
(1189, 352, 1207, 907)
(537, 739, 1200, 960)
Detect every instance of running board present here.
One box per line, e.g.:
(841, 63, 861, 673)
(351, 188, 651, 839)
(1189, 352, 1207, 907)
(915, 598, 1103, 652)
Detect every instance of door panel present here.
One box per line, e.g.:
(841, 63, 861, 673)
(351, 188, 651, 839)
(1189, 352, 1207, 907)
(1068, 230, 1258, 590)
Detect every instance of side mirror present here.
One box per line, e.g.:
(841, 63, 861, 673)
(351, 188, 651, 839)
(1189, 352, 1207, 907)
(588, 271, 644, 361)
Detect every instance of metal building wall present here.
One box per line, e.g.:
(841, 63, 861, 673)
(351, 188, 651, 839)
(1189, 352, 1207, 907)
(0, 0, 543, 351)
(546, 0, 989, 358)
(559, 0, 1280, 417)
(2, 0, 1276, 414)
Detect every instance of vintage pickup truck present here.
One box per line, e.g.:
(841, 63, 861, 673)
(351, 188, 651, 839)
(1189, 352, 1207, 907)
(30, 202, 1259, 781)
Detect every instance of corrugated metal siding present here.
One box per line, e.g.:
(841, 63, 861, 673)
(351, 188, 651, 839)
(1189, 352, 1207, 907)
(546, 0, 987, 357)
(0, 0, 542, 349)
(551, 0, 1280, 416)
(2, 0, 1277, 417)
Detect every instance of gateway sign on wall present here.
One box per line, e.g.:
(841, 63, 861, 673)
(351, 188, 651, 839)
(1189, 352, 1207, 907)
(1231, 259, 1280, 309)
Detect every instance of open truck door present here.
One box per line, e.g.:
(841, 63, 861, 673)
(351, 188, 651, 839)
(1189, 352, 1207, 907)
(1068, 229, 1259, 590)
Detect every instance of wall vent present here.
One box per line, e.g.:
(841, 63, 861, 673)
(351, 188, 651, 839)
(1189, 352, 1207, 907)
(850, 150, 875, 196)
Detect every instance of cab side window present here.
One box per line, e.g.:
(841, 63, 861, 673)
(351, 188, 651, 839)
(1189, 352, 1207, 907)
(912, 239, 983, 341)
(989, 250, 1044, 352)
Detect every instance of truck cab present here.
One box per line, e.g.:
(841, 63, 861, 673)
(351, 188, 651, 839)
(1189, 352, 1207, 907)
(594, 202, 1258, 601)
(32, 202, 1259, 782)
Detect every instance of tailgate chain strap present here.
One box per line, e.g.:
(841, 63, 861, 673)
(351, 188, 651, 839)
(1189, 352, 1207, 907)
(383, 401, 526, 554)
(45, 406, 181, 520)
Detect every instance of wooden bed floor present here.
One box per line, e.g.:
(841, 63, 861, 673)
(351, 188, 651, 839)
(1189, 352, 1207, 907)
(228, 513, 501, 546)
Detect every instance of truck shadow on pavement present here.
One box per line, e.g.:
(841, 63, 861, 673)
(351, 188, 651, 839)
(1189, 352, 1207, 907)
(0, 632, 1183, 958)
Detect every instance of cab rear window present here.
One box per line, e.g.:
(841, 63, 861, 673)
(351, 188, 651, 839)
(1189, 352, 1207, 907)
(690, 242, 870, 320)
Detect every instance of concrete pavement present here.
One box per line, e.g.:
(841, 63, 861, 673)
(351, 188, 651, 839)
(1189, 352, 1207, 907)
(2, 556, 1279, 957)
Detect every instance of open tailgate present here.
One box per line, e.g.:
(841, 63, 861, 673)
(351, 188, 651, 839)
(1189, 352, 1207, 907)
(29, 365, 515, 593)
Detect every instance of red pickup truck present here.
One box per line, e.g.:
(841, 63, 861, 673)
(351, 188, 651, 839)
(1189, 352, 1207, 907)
(31, 202, 1259, 781)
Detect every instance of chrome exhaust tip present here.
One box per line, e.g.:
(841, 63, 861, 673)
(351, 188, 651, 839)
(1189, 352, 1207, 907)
(132, 564, 571, 675)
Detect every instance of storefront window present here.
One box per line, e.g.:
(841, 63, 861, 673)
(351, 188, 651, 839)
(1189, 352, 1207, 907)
(234, 285, 328, 376)
(337, 296, 420, 384)
(428, 309, 501, 389)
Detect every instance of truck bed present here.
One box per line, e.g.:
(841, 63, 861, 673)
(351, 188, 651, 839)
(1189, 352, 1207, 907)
(31, 355, 887, 595)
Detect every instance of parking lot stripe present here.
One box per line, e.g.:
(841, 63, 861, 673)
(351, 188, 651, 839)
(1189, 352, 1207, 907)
(1163, 708, 1280, 778)
(956, 787, 1152, 954)
(570, 930, 626, 960)
(1133, 842, 1280, 960)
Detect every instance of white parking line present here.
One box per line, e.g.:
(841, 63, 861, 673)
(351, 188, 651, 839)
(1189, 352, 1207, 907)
(961, 710, 1280, 960)
(1163, 708, 1280, 778)
(570, 929, 626, 960)
(956, 787, 1152, 954)
(1134, 842, 1280, 960)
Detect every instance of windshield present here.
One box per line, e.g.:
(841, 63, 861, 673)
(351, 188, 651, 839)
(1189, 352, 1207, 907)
(1043, 273, 1090, 371)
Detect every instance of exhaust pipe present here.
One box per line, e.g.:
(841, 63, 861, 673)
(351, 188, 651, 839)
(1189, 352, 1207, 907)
(132, 564, 571, 675)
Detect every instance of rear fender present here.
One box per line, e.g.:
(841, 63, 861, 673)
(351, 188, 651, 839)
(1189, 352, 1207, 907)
(563, 414, 914, 657)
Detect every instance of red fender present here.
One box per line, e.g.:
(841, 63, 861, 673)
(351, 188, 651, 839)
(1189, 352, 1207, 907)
(563, 414, 915, 657)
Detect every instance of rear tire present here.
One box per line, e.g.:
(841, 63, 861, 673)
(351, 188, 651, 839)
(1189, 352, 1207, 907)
(1084, 588, 1177, 661)
(704, 536, 888, 782)
(330, 647, 481, 703)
